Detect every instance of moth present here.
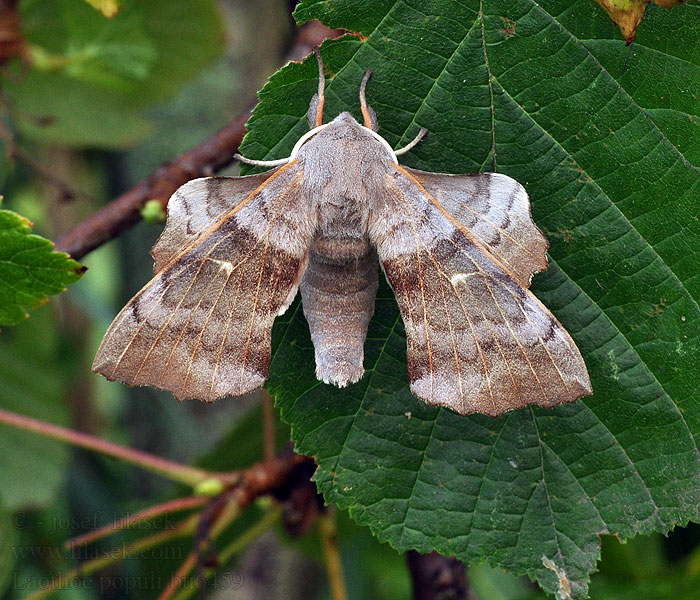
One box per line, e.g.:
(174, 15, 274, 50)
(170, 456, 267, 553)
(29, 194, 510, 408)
(93, 50, 592, 416)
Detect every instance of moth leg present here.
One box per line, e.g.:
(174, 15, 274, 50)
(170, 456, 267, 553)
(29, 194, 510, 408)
(395, 128, 428, 156)
(358, 69, 379, 131)
(307, 47, 326, 128)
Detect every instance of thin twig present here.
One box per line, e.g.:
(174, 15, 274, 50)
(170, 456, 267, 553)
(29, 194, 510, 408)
(318, 508, 347, 600)
(22, 450, 313, 600)
(172, 505, 282, 600)
(11, 145, 97, 203)
(191, 487, 242, 594)
(158, 550, 199, 600)
(22, 514, 200, 600)
(65, 495, 208, 549)
(0, 408, 216, 487)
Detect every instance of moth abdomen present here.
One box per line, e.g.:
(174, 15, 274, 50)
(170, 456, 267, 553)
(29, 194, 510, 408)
(300, 236, 379, 388)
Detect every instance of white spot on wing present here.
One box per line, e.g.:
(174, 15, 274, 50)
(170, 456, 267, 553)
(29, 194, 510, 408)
(450, 272, 475, 286)
(207, 258, 234, 275)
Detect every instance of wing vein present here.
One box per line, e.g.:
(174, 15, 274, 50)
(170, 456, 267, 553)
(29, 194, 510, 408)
(182, 266, 235, 391)
(207, 264, 248, 397)
(240, 236, 270, 389)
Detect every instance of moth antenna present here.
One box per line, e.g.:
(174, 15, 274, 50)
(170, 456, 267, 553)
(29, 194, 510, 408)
(359, 69, 378, 130)
(394, 128, 428, 156)
(313, 47, 325, 127)
(234, 153, 290, 167)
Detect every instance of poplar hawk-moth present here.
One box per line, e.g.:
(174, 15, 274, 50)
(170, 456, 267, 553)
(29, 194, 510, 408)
(93, 51, 592, 416)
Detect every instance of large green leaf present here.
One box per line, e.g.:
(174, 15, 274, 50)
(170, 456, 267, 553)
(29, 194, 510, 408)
(240, 1, 700, 597)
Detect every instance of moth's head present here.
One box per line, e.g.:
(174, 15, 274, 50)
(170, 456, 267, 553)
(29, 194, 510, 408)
(290, 52, 394, 162)
(289, 112, 398, 164)
(325, 111, 367, 135)
(331, 111, 361, 125)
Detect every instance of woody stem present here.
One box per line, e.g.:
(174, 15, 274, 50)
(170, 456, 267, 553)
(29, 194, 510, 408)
(0, 408, 213, 487)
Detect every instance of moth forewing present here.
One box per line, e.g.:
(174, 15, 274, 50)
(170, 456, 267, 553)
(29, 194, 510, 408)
(150, 170, 282, 273)
(403, 169, 549, 287)
(92, 161, 317, 401)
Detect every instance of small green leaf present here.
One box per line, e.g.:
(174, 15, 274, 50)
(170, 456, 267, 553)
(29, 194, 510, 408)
(0, 199, 85, 326)
(62, 13, 157, 91)
(26, 0, 156, 91)
(5, 0, 223, 147)
(83, 0, 122, 18)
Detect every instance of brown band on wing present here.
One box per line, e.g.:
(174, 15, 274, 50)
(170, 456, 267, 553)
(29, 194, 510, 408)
(153, 173, 306, 399)
(395, 164, 530, 288)
(152, 169, 282, 273)
(402, 169, 549, 287)
(372, 168, 591, 416)
(103, 166, 305, 376)
(157, 160, 300, 275)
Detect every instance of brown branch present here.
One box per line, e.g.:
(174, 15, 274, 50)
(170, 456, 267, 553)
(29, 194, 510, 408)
(0, 0, 27, 65)
(233, 444, 312, 508)
(407, 551, 470, 600)
(53, 22, 342, 261)
(53, 108, 252, 260)
(0, 407, 213, 487)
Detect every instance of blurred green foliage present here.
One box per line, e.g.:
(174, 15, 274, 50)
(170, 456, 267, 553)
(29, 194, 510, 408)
(4, 0, 223, 147)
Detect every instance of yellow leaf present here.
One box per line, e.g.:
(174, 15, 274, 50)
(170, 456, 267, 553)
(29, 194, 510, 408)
(594, 0, 687, 43)
(82, 0, 121, 18)
(593, 0, 647, 43)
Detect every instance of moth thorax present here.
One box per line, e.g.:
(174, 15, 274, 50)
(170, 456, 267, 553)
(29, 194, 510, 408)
(312, 235, 371, 261)
(317, 193, 370, 239)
